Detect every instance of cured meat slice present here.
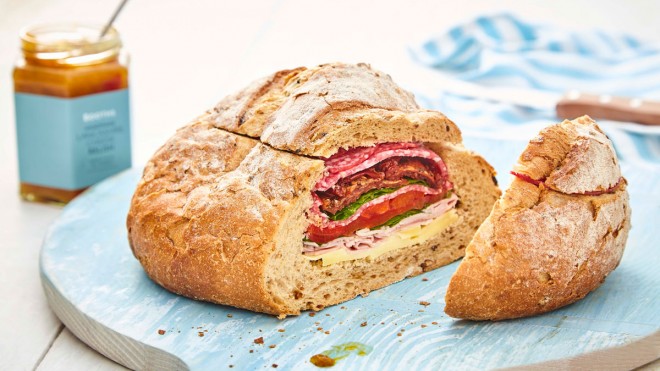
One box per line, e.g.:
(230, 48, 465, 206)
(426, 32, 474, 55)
(306, 142, 455, 244)
(315, 143, 451, 191)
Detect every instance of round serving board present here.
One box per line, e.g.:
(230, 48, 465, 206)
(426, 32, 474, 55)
(40, 137, 660, 370)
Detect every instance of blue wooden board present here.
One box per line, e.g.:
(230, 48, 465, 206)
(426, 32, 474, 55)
(40, 136, 660, 370)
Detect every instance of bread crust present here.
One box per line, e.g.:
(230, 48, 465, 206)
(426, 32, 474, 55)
(208, 62, 462, 157)
(128, 63, 500, 316)
(445, 116, 631, 320)
(128, 122, 326, 314)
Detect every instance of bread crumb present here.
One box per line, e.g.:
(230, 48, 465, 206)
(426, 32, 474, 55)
(227, 314, 233, 318)
(249, 349, 254, 353)
(419, 301, 431, 306)
(198, 332, 204, 337)
(277, 329, 285, 332)
(431, 322, 438, 325)
(229, 365, 234, 368)
(418, 310, 425, 312)
(360, 322, 367, 327)
(272, 364, 278, 368)
(317, 327, 323, 331)
(157, 329, 166, 335)
(269, 344, 276, 349)
(422, 278, 429, 282)
(341, 306, 346, 309)
(324, 331, 330, 334)
(421, 324, 427, 328)
(254, 337, 264, 344)
(397, 333, 402, 337)
(309, 312, 316, 317)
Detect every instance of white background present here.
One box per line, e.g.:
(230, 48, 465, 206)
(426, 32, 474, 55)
(1, 0, 659, 369)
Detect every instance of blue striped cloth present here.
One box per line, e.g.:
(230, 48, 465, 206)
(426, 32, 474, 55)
(408, 14, 660, 168)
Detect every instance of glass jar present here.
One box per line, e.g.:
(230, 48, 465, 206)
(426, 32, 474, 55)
(14, 23, 132, 204)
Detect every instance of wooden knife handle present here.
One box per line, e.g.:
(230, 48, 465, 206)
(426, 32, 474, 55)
(556, 91, 660, 126)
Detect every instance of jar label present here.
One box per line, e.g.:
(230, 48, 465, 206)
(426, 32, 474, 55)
(15, 90, 132, 190)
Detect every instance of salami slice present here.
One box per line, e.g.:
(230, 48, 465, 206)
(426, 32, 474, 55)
(316, 142, 450, 191)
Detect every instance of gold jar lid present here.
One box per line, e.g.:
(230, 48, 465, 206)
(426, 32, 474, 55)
(20, 23, 122, 67)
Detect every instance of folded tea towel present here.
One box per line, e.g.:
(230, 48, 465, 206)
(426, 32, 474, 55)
(408, 13, 660, 167)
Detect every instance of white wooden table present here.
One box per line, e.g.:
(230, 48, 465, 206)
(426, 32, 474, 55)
(1, 0, 659, 369)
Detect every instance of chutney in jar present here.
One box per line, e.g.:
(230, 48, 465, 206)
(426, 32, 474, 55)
(14, 23, 132, 204)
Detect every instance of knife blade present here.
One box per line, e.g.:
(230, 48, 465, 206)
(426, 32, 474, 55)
(403, 66, 660, 130)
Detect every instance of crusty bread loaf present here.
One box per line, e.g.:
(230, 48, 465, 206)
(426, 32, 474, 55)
(127, 63, 500, 317)
(444, 116, 631, 321)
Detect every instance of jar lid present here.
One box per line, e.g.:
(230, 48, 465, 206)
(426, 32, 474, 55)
(20, 23, 122, 66)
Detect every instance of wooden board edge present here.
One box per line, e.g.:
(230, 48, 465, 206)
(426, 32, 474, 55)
(40, 271, 189, 371)
(504, 330, 660, 371)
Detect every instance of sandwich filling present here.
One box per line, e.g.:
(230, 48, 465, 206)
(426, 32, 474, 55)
(510, 171, 624, 195)
(304, 142, 457, 265)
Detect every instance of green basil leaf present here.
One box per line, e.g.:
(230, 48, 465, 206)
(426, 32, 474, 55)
(371, 209, 423, 230)
(405, 178, 429, 187)
(328, 187, 397, 221)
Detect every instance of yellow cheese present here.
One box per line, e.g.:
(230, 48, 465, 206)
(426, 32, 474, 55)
(305, 209, 459, 266)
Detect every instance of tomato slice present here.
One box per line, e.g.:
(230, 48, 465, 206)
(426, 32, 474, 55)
(306, 190, 443, 244)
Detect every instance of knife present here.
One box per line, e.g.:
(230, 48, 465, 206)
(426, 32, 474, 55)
(403, 66, 660, 130)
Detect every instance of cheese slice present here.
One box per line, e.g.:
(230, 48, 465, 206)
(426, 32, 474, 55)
(305, 209, 459, 266)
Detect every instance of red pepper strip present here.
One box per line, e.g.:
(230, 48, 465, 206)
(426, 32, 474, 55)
(306, 190, 443, 244)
